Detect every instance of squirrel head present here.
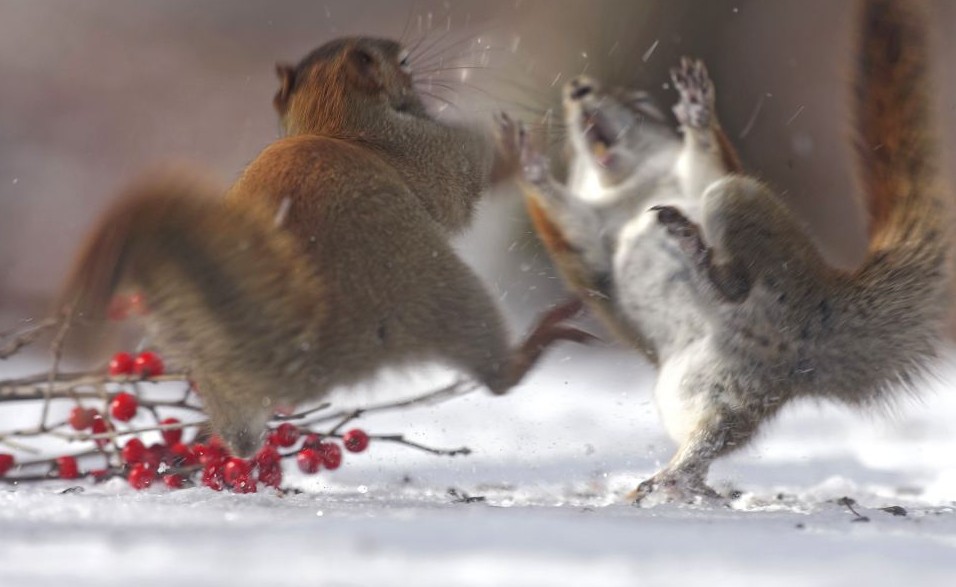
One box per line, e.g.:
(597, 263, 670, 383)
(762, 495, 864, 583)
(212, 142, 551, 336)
(274, 37, 428, 136)
(562, 75, 673, 187)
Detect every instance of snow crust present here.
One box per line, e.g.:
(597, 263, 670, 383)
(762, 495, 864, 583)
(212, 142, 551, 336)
(1, 346, 955, 586)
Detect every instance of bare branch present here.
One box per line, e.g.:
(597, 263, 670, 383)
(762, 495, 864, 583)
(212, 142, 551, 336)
(0, 317, 58, 359)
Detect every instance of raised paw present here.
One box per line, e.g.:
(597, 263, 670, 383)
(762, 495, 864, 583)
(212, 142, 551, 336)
(517, 123, 551, 186)
(649, 205, 711, 267)
(670, 57, 715, 130)
(494, 111, 521, 161)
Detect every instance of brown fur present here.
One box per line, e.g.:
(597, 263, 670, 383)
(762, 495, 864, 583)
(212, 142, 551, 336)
(523, 193, 658, 360)
(59, 37, 573, 457)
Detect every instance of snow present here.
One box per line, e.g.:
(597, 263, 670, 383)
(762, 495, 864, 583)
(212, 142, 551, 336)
(1, 346, 956, 586)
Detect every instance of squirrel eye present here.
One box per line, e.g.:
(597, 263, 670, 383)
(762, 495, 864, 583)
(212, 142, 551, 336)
(353, 49, 374, 66)
(398, 50, 412, 73)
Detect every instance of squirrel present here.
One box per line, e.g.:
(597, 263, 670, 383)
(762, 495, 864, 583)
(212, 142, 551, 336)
(59, 37, 589, 457)
(519, 66, 743, 361)
(515, 0, 951, 502)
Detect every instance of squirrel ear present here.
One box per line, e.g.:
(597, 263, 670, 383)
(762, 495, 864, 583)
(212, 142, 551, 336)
(273, 63, 296, 113)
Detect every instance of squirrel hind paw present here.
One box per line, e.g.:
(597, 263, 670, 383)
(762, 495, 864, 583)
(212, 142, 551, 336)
(628, 471, 724, 507)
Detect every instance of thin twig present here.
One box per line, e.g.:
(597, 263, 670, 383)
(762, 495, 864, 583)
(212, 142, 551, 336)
(41, 310, 75, 427)
(368, 434, 471, 457)
(271, 402, 332, 421)
(0, 317, 58, 359)
(300, 377, 479, 428)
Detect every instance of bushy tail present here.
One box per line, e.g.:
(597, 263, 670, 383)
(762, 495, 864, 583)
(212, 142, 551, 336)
(60, 169, 325, 352)
(858, 0, 946, 252)
(840, 0, 952, 402)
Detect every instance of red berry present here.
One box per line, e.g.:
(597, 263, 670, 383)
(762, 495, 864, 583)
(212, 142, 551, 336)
(201, 464, 224, 491)
(145, 443, 167, 469)
(254, 445, 281, 467)
(301, 433, 322, 451)
(169, 443, 197, 467)
(128, 463, 154, 490)
(90, 469, 111, 482)
(258, 463, 283, 488)
(90, 415, 112, 448)
(343, 429, 369, 453)
(296, 448, 322, 474)
(270, 423, 299, 448)
(108, 352, 134, 377)
(121, 438, 147, 464)
(159, 418, 182, 446)
(0, 453, 14, 476)
(231, 474, 257, 494)
(57, 456, 80, 480)
(133, 351, 164, 378)
(320, 442, 343, 470)
(110, 392, 138, 422)
(195, 443, 228, 467)
(68, 406, 96, 431)
(162, 474, 184, 489)
(223, 458, 252, 485)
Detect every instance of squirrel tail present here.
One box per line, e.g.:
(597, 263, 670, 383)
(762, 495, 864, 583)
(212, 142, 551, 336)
(844, 0, 952, 401)
(60, 168, 325, 354)
(857, 0, 946, 252)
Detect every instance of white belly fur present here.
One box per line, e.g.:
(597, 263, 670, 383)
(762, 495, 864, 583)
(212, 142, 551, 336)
(654, 343, 710, 444)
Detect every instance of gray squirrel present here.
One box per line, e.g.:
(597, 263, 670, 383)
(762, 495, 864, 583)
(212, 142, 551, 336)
(514, 0, 951, 502)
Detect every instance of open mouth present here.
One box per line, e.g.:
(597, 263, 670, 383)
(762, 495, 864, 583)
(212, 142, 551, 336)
(581, 111, 619, 167)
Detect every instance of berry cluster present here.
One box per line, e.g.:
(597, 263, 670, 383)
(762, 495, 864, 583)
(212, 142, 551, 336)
(0, 350, 374, 493)
(108, 350, 164, 379)
(187, 424, 369, 493)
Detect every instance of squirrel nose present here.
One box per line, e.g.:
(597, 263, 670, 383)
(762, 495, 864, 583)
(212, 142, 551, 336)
(569, 78, 594, 101)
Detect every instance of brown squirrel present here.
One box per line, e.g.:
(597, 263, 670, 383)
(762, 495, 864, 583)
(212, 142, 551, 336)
(516, 0, 951, 502)
(60, 37, 588, 457)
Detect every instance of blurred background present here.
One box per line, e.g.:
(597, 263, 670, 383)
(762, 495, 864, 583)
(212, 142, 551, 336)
(1, 0, 955, 356)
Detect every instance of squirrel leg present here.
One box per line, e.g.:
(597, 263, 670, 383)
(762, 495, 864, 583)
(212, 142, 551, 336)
(671, 57, 742, 197)
(630, 395, 772, 504)
(650, 204, 752, 303)
(653, 175, 821, 307)
(628, 385, 781, 504)
(519, 127, 613, 281)
(504, 298, 598, 390)
(414, 252, 592, 395)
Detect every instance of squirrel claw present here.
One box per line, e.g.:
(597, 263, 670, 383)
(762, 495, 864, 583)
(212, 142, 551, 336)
(516, 122, 551, 186)
(492, 111, 524, 183)
(629, 471, 723, 506)
(650, 205, 711, 268)
(670, 57, 714, 130)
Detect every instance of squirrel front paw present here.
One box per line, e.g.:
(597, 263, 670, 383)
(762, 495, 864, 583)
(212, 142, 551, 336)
(670, 57, 715, 130)
(491, 111, 523, 183)
(650, 205, 711, 268)
(517, 123, 551, 186)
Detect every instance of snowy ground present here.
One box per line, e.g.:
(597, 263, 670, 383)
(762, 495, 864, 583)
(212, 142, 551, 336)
(1, 346, 955, 587)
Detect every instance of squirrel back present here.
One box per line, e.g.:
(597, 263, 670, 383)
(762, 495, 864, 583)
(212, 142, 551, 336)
(52, 37, 580, 457)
